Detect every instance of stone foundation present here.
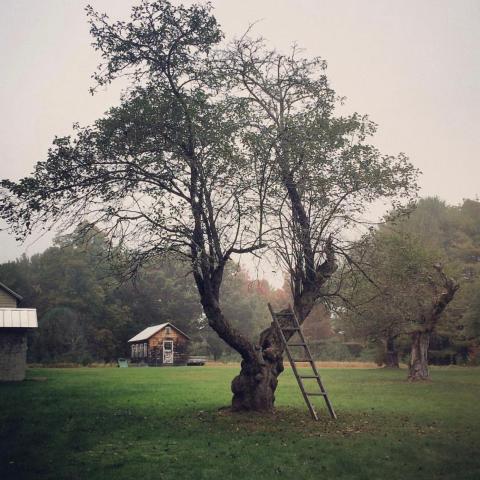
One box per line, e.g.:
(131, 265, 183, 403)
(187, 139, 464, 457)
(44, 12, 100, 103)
(0, 329, 27, 381)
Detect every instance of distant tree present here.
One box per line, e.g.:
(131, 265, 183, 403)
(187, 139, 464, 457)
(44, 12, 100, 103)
(341, 214, 460, 379)
(393, 197, 480, 367)
(407, 264, 459, 380)
(339, 231, 429, 368)
(461, 278, 480, 363)
(0, 1, 418, 410)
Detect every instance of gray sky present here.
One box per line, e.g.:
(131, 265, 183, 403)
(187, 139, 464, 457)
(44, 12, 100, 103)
(1, 0, 479, 281)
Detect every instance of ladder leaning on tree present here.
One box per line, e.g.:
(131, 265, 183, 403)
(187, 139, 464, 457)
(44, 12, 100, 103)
(268, 303, 337, 421)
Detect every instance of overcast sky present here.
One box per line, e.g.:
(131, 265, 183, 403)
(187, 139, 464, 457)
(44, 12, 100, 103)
(1, 0, 479, 281)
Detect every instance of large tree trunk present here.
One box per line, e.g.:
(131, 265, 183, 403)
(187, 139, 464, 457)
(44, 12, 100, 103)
(231, 315, 288, 412)
(384, 336, 399, 368)
(408, 331, 430, 381)
(231, 356, 284, 411)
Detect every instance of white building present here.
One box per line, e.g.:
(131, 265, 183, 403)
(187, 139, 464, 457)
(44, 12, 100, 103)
(0, 282, 38, 381)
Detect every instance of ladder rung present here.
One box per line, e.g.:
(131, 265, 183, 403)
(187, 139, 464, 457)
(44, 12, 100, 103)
(274, 313, 294, 317)
(299, 375, 319, 379)
(306, 392, 327, 396)
(288, 343, 307, 347)
(292, 359, 313, 363)
(282, 327, 300, 331)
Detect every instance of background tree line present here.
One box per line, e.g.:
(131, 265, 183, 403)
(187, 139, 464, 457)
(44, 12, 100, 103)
(1, 197, 478, 369)
(0, 225, 288, 364)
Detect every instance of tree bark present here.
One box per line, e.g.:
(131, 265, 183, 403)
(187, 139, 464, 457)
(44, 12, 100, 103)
(231, 355, 284, 412)
(408, 331, 430, 381)
(231, 312, 288, 411)
(384, 336, 400, 368)
(407, 264, 459, 381)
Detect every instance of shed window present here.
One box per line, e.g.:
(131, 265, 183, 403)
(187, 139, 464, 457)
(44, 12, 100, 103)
(165, 326, 171, 334)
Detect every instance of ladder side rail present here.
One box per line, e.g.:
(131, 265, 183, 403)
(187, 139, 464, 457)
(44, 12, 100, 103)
(298, 332, 337, 419)
(289, 305, 338, 420)
(282, 340, 318, 421)
(288, 304, 319, 372)
(288, 303, 326, 380)
(267, 304, 318, 420)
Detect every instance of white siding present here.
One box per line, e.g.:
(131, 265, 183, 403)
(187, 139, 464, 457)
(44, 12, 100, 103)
(0, 309, 37, 328)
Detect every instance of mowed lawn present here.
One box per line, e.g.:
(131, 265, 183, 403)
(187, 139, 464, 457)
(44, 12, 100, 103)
(1, 366, 479, 480)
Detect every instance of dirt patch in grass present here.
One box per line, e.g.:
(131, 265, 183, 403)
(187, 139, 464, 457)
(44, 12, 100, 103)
(212, 407, 394, 437)
(210, 406, 448, 441)
(206, 361, 381, 369)
(293, 361, 380, 369)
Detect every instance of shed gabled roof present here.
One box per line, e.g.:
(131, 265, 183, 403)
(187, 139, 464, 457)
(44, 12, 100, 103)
(0, 282, 23, 301)
(128, 322, 190, 343)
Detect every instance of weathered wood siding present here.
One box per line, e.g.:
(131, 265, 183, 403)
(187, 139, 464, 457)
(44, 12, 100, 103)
(148, 327, 189, 366)
(0, 289, 18, 308)
(130, 326, 189, 366)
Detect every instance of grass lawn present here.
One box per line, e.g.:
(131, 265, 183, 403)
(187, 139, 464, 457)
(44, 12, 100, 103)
(1, 365, 479, 480)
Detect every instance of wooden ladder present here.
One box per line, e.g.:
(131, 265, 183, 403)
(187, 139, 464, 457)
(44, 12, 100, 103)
(268, 303, 337, 420)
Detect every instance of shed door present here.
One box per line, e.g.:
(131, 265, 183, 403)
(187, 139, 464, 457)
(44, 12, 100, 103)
(163, 340, 174, 364)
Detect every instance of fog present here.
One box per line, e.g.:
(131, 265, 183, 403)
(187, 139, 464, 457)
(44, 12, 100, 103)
(1, 0, 479, 284)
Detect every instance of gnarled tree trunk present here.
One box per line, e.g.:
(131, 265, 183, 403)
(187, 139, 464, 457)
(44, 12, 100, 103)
(231, 355, 284, 412)
(230, 306, 302, 412)
(408, 331, 430, 381)
(407, 264, 459, 381)
(230, 309, 292, 411)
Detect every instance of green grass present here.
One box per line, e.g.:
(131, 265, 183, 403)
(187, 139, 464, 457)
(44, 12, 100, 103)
(1, 366, 479, 480)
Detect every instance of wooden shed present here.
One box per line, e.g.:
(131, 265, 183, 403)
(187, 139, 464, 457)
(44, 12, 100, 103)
(0, 282, 38, 381)
(128, 322, 190, 366)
